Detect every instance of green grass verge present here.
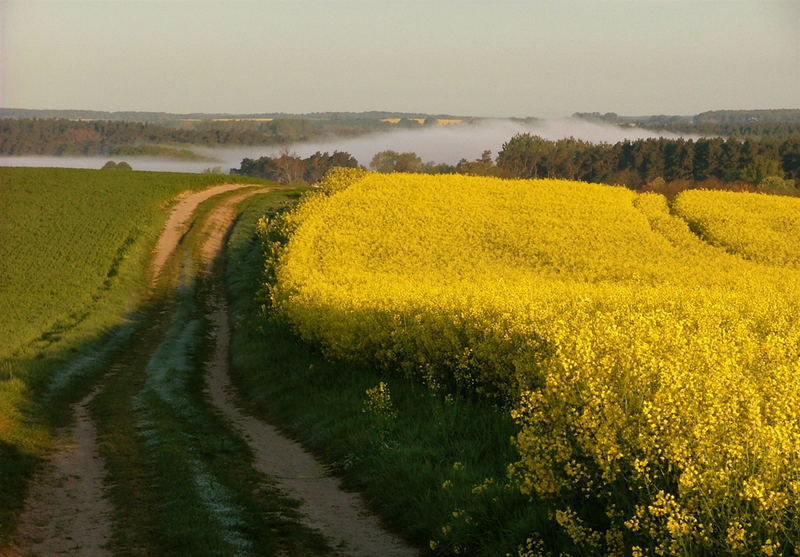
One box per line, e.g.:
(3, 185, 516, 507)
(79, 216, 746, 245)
(226, 195, 553, 556)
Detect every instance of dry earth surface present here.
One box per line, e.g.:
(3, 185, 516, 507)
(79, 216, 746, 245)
(5, 387, 112, 557)
(150, 183, 262, 283)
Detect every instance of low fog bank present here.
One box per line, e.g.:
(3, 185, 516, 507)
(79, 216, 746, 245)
(0, 119, 697, 174)
(272, 118, 694, 166)
(205, 118, 696, 169)
(0, 155, 216, 174)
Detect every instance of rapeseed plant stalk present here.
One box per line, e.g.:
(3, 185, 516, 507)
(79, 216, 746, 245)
(363, 381, 397, 421)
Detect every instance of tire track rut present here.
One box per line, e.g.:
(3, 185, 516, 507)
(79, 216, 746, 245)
(200, 191, 417, 556)
(8, 387, 112, 557)
(205, 295, 416, 557)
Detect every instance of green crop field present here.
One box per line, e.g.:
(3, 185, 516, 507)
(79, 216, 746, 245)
(0, 167, 265, 361)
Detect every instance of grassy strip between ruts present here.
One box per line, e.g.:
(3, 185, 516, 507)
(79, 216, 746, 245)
(90, 188, 331, 556)
(226, 194, 554, 556)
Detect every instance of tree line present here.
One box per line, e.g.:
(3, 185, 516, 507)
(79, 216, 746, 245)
(574, 109, 800, 138)
(361, 136, 799, 194)
(232, 149, 462, 183)
(636, 121, 800, 139)
(0, 118, 389, 156)
(491, 135, 799, 192)
(232, 151, 359, 184)
(232, 135, 799, 194)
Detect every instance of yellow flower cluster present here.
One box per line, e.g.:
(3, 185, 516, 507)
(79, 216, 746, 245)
(363, 381, 397, 421)
(271, 171, 800, 555)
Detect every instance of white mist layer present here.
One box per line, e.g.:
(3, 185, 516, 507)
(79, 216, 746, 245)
(0, 118, 696, 173)
(0, 155, 219, 173)
(256, 118, 693, 166)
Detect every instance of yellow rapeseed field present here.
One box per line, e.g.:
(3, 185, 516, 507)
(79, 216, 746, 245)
(271, 169, 800, 555)
(673, 189, 800, 268)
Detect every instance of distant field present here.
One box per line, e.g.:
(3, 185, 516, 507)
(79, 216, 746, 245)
(109, 144, 213, 161)
(273, 171, 800, 555)
(0, 167, 265, 360)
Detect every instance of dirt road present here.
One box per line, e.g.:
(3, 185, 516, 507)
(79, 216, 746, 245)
(7, 184, 417, 556)
(197, 186, 415, 555)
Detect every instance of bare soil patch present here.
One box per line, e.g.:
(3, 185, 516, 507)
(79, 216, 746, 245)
(198, 188, 270, 272)
(8, 387, 112, 557)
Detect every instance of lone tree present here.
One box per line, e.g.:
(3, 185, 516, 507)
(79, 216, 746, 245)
(370, 150, 423, 173)
(101, 160, 132, 171)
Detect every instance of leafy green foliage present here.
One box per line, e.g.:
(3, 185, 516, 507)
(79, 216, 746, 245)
(234, 151, 359, 184)
(370, 150, 424, 173)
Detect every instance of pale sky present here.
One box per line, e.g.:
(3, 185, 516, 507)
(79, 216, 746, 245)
(1, 0, 798, 117)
